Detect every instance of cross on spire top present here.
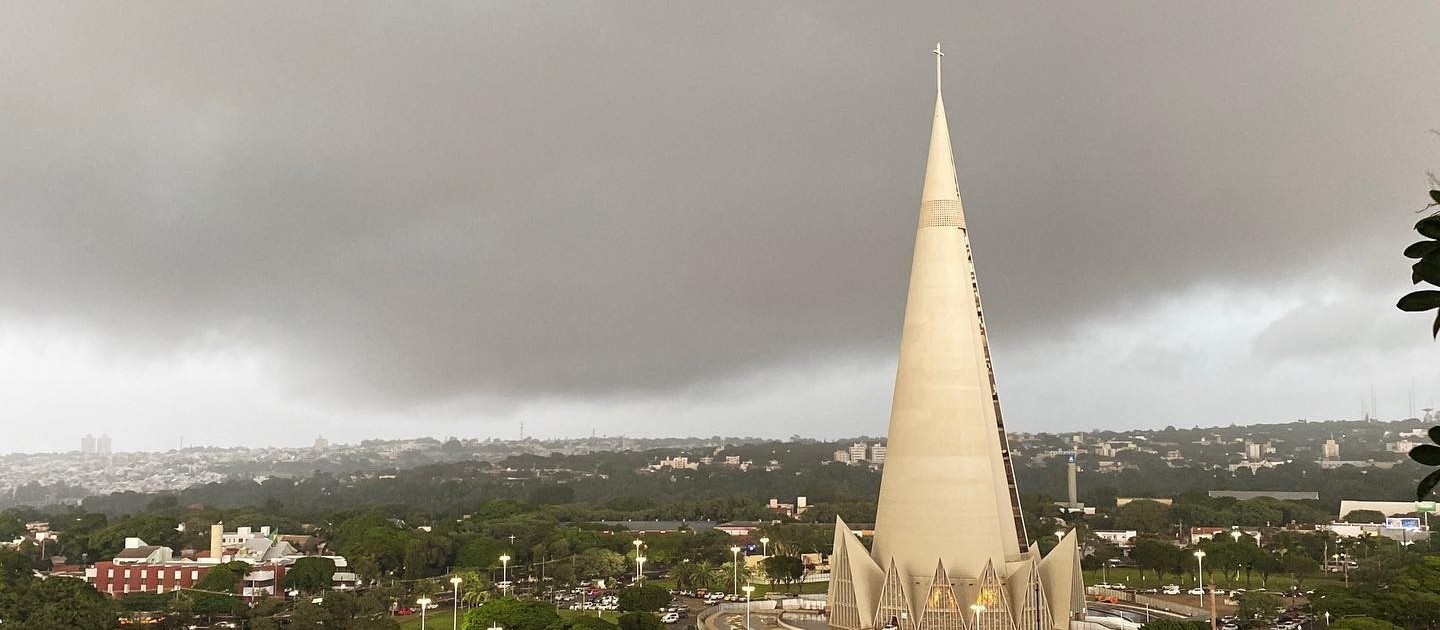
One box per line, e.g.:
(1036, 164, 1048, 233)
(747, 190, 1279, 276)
(932, 42, 944, 92)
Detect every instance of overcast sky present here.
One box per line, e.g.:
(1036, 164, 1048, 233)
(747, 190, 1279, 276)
(3, 2, 1440, 453)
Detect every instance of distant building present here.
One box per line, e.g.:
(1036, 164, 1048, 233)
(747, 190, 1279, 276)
(1322, 520, 1430, 544)
(1115, 497, 1172, 507)
(655, 456, 697, 470)
(1245, 442, 1262, 460)
(1190, 526, 1264, 545)
(1317, 460, 1398, 470)
(868, 443, 886, 465)
(96, 434, 112, 456)
(595, 520, 716, 534)
(1092, 530, 1137, 548)
(1387, 440, 1419, 453)
(88, 526, 352, 597)
(716, 521, 763, 537)
(81, 435, 96, 456)
(1207, 490, 1319, 501)
(767, 497, 809, 518)
(847, 442, 868, 463)
(832, 450, 851, 464)
(1322, 437, 1340, 460)
(1338, 500, 1434, 518)
(313, 436, 329, 449)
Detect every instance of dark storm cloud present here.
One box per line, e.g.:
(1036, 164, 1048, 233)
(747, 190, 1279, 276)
(1, 3, 1438, 421)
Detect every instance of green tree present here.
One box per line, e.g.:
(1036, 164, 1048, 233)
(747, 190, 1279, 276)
(463, 598, 561, 630)
(618, 584, 671, 612)
(1139, 621, 1206, 630)
(0, 548, 33, 585)
(760, 555, 804, 591)
(618, 612, 664, 630)
(0, 575, 118, 630)
(562, 617, 620, 630)
(284, 556, 338, 595)
(1331, 618, 1403, 630)
(289, 600, 333, 628)
(1113, 500, 1172, 533)
(671, 560, 717, 591)
(1252, 551, 1281, 588)
(1278, 552, 1318, 588)
(457, 538, 510, 569)
(1132, 538, 1181, 582)
(574, 548, 626, 581)
(1342, 510, 1387, 524)
(1237, 592, 1281, 622)
(0, 516, 24, 542)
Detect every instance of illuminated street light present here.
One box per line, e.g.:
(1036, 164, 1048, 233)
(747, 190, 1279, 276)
(730, 546, 742, 595)
(417, 597, 433, 630)
(742, 585, 755, 630)
(450, 576, 463, 630)
(500, 554, 512, 596)
(1195, 550, 1214, 630)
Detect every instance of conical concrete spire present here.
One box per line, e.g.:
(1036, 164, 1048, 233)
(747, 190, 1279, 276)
(869, 44, 1028, 592)
(921, 44, 961, 208)
(825, 49, 1081, 630)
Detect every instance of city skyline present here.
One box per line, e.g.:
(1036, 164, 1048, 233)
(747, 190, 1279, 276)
(3, 4, 1440, 452)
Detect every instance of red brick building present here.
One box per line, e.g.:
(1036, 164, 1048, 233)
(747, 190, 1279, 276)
(91, 561, 211, 596)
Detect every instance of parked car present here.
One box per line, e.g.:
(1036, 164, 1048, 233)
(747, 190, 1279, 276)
(1162, 585, 1181, 595)
(661, 613, 680, 624)
(1187, 587, 1204, 596)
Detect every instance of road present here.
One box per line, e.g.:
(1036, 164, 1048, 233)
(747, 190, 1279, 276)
(708, 611, 788, 630)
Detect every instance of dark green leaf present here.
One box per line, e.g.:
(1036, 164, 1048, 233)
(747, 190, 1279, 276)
(1418, 216, 1440, 239)
(1419, 468, 1440, 500)
(1428, 426, 1440, 445)
(1433, 314, 1440, 338)
(1406, 241, 1440, 259)
(1398, 291, 1440, 312)
(1432, 190, 1440, 204)
(1414, 259, 1440, 286)
(1412, 444, 1440, 466)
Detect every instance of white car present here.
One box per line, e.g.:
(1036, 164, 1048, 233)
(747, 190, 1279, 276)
(1162, 586, 1181, 595)
(661, 613, 680, 624)
(1187, 587, 1204, 596)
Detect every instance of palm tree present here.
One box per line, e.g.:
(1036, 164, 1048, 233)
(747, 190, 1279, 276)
(457, 570, 491, 608)
(671, 561, 708, 591)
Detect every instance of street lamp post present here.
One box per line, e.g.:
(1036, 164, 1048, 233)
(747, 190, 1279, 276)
(730, 547, 742, 595)
(500, 555, 512, 597)
(418, 597, 433, 630)
(637, 556, 647, 585)
(969, 604, 986, 630)
(451, 576, 463, 630)
(1230, 530, 1243, 584)
(633, 539, 643, 582)
(1195, 550, 1215, 630)
(742, 585, 755, 630)
(760, 537, 770, 557)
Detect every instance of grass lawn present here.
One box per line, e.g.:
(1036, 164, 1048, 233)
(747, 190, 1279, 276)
(398, 607, 623, 630)
(743, 581, 830, 597)
(397, 608, 460, 630)
(560, 609, 623, 623)
(1081, 567, 1343, 592)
